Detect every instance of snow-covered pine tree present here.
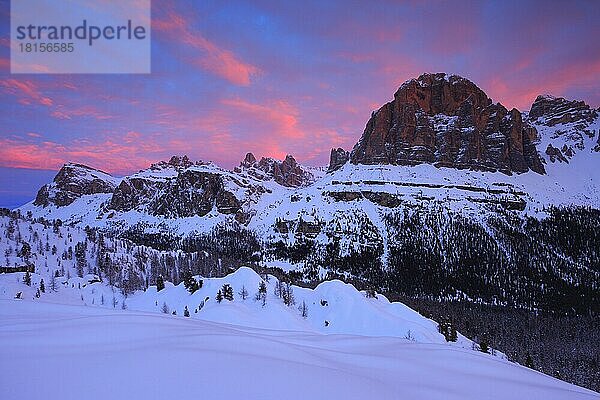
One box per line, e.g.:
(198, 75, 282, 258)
(282, 282, 295, 306)
(23, 270, 31, 286)
(274, 280, 284, 299)
(49, 273, 57, 292)
(222, 284, 234, 301)
(183, 273, 199, 294)
(255, 281, 267, 306)
(19, 242, 31, 263)
(74, 241, 87, 278)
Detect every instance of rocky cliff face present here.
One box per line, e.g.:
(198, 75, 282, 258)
(33, 163, 118, 207)
(328, 148, 349, 172)
(527, 95, 599, 163)
(238, 153, 314, 187)
(108, 158, 242, 218)
(350, 73, 545, 175)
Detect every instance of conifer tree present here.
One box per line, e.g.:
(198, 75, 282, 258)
(216, 290, 223, 303)
(49, 273, 57, 292)
(525, 352, 534, 369)
(282, 282, 295, 306)
(255, 281, 267, 306)
(156, 275, 165, 292)
(274, 280, 284, 299)
(184, 306, 190, 317)
(298, 300, 308, 318)
(74, 241, 87, 278)
(222, 284, 234, 301)
(184, 274, 199, 294)
(39, 279, 45, 293)
(19, 242, 31, 262)
(238, 285, 248, 300)
(23, 270, 31, 286)
(479, 340, 489, 354)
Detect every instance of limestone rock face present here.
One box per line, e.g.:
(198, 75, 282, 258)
(34, 163, 117, 207)
(149, 170, 240, 217)
(528, 95, 599, 162)
(240, 153, 314, 187)
(350, 73, 545, 175)
(108, 157, 241, 218)
(241, 152, 257, 168)
(328, 148, 349, 172)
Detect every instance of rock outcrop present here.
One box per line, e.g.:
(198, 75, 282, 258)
(528, 95, 599, 162)
(328, 148, 349, 172)
(34, 163, 117, 207)
(350, 73, 545, 175)
(108, 157, 241, 218)
(240, 153, 314, 187)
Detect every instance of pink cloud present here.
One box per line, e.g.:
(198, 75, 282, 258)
(0, 134, 161, 175)
(154, 7, 259, 86)
(485, 59, 600, 110)
(0, 79, 53, 106)
(50, 105, 114, 120)
(221, 97, 306, 139)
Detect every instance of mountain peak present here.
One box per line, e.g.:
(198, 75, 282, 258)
(529, 95, 597, 125)
(328, 147, 349, 172)
(149, 155, 198, 171)
(350, 73, 545, 175)
(237, 153, 314, 188)
(528, 94, 599, 163)
(241, 152, 257, 167)
(33, 163, 117, 208)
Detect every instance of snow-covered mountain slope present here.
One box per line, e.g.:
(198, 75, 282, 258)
(0, 214, 469, 344)
(528, 94, 599, 164)
(16, 76, 599, 238)
(526, 95, 600, 204)
(0, 266, 469, 346)
(1, 195, 598, 396)
(17, 82, 599, 238)
(18, 154, 325, 233)
(10, 74, 600, 317)
(1, 299, 597, 400)
(248, 158, 599, 277)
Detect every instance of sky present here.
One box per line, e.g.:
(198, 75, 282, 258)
(0, 0, 599, 208)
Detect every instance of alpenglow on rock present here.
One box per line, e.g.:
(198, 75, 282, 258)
(350, 73, 545, 175)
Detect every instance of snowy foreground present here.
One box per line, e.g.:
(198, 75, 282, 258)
(1, 301, 598, 400)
